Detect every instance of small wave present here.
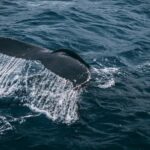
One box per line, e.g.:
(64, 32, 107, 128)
(0, 54, 80, 124)
(26, 0, 73, 11)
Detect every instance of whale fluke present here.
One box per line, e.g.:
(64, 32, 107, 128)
(0, 37, 90, 87)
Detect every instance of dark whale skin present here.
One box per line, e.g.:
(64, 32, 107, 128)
(0, 37, 90, 87)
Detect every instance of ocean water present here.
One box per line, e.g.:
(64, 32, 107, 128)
(0, 0, 150, 150)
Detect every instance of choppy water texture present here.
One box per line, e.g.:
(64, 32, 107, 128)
(0, 0, 150, 150)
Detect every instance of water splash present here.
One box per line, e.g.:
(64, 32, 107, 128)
(0, 54, 81, 124)
(24, 69, 80, 124)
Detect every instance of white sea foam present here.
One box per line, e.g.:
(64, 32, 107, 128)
(136, 61, 150, 73)
(0, 114, 40, 134)
(0, 116, 13, 135)
(0, 54, 81, 124)
(92, 67, 119, 89)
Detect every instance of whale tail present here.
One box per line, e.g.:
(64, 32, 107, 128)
(0, 37, 90, 87)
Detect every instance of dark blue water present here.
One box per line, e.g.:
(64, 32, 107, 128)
(0, 0, 150, 150)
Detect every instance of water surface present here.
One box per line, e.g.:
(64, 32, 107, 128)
(0, 0, 150, 150)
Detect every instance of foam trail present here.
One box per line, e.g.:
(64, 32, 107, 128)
(0, 54, 81, 124)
